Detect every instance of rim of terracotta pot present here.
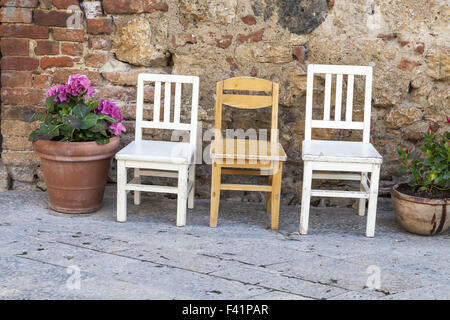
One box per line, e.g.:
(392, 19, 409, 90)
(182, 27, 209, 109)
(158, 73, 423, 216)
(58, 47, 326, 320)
(391, 183, 450, 205)
(32, 136, 120, 162)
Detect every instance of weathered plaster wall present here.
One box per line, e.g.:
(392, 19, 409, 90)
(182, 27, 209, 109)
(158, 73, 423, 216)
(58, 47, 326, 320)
(0, 0, 448, 205)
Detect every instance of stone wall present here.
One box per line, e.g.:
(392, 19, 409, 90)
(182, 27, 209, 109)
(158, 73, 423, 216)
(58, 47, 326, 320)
(0, 0, 448, 204)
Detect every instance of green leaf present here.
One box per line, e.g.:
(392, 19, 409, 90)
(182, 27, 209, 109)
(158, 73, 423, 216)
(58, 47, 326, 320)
(88, 101, 100, 111)
(96, 138, 110, 144)
(63, 115, 82, 130)
(91, 120, 108, 133)
(80, 113, 98, 130)
(29, 123, 61, 141)
(72, 103, 89, 118)
(24, 110, 43, 123)
(96, 113, 117, 123)
(46, 94, 58, 113)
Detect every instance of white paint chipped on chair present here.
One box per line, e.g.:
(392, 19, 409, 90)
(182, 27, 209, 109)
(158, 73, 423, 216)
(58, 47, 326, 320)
(300, 64, 382, 237)
(116, 73, 199, 226)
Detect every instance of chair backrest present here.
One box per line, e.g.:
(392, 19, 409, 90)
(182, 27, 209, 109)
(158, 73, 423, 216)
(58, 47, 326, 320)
(135, 73, 199, 148)
(214, 77, 279, 143)
(305, 64, 373, 143)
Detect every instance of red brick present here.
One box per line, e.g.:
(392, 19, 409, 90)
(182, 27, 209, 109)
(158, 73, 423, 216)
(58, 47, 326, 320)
(61, 42, 83, 56)
(40, 56, 73, 69)
(52, 0, 79, 9)
(292, 45, 306, 63)
(34, 40, 59, 55)
(397, 58, 420, 71)
(0, 7, 32, 23)
(142, 0, 168, 12)
(87, 18, 112, 35)
(1, 120, 39, 138)
(1, 88, 45, 105)
(0, 0, 38, 7)
(93, 87, 136, 102)
(34, 9, 71, 27)
(40, 0, 52, 9)
(52, 28, 84, 42)
(0, 39, 29, 56)
(171, 33, 197, 48)
(2, 136, 33, 151)
(88, 36, 112, 50)
(216, 35, 232, 49)
(53, 69, 100, 85)
(102, 0, 168, 14)
(226, 57, 239, 70)
(1, 57, 38, 71)
(1, 105, 43, 121)
(33, 74, 52, 88)
(377, 33, 395, 41)
(1, 71, 32, 87)
(84, 53, 110, 68)
(241, 15, 256, 25)
(0, 24, 48, 39)
(237, 29, 263, 44)
(0, 151, 40, 166)
(400, 41, 410, 47)
(415, 42, 425, 55)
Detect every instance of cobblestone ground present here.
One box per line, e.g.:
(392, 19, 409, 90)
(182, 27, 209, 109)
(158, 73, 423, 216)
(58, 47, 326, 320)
(0, 186, 449, 300)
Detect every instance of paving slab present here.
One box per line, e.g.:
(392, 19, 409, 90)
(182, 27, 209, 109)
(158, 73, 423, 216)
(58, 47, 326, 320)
(0, 187, 449, 299)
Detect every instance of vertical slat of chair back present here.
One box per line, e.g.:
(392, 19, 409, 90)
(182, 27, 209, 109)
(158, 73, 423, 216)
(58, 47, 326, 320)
(304, 64, 373, 142)
(215, 77, 279, 144)
(135, 74, 200, 148)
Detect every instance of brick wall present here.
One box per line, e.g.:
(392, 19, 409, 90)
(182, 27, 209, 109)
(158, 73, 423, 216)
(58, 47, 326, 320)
(0, 0, 118, 187)
(0, 0, 448, 205)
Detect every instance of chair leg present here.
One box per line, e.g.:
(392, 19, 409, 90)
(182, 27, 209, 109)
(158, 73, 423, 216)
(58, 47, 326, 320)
(116, 160, 127, 222)
(266, 175, 272, 213)
(270, 161, 282, 230)
(300, 161, 313, 235)
(366, 164, 380, 237)
(177, 165, 188, 227)
(188, 165, 195, 209)
(359, 172, 366, 216)
(134, 168, 141, 205)
(209, 161, 221, 227)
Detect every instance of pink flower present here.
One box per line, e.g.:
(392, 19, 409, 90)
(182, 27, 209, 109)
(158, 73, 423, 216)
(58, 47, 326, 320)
(405, 147, 413, 154)
(428, 123, 434, 133)
(109, 122, 126, 136)
(46, 85, 69, 103)
(94, 99, 122, 122)
(446, 115, 450, 123)
(65, 74, 94, 98)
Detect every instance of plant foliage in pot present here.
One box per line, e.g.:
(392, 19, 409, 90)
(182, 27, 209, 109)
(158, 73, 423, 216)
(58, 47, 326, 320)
(28, 74, 126, 213)
(392, 117, 450, 235)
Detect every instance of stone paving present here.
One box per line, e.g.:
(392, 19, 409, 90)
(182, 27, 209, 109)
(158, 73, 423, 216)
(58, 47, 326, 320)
(0, 186, 449, 300)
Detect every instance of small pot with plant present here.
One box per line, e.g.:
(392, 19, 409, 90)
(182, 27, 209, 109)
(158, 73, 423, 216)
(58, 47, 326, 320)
(28, 74, 126, 213)
(392, 117, 449, 235)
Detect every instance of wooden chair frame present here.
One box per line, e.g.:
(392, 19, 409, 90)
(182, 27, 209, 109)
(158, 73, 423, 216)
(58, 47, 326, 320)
(210, 77, 287, 229)
(116, 73, 199, 226)
(300, 64, 382, 237)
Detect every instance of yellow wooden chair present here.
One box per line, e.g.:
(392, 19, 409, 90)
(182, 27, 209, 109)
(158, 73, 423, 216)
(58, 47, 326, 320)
(209, 77, 287, 229)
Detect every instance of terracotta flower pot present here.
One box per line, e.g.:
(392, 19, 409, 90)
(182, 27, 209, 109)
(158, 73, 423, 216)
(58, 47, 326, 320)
(391, 184, 450, 236)
(33, 136, 120, 213)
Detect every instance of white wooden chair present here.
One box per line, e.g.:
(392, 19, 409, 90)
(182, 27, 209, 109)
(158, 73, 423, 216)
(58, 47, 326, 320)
(116, 74, 199, 226)
(300, 64, 382, 237)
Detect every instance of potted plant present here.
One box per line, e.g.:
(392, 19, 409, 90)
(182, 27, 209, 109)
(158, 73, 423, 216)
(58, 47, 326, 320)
(391, 116, 449, 235)
(28, 74, 126, 213)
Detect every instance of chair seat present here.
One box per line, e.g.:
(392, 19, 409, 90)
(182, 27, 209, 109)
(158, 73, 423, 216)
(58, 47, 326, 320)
(211, 138, 287, 161)
(302, 140, 382, 164)
(116, 140, 194, 164)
